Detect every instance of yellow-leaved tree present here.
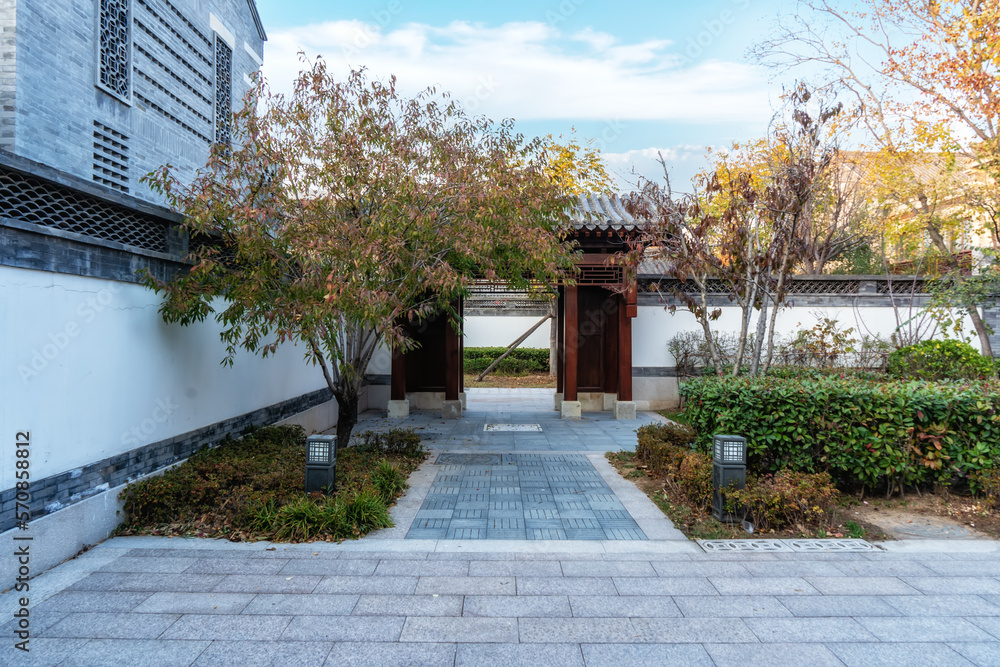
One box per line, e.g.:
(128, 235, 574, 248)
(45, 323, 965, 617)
(754, 0, 1000, 354)
(542, 129, 615, 196)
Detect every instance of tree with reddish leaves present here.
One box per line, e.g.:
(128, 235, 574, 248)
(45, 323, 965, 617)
(625, 85, 839, 375)
(143, 59, 576, 448)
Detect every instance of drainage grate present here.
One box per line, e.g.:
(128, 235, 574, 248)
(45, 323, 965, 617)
(484, 424, 542, 432)
(435, 453, 501, 465)
(786, 539, 878, 552)
(698, 539, 877, 553)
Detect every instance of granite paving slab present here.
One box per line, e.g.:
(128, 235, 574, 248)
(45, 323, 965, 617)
(406, 453, 649, 541)
(8, 390, 1000, 663)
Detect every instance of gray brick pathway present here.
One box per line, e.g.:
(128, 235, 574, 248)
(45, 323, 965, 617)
(4, 389, 1000, 664)
(4, 538, 1000, 665)
(407, 453, 646, 540)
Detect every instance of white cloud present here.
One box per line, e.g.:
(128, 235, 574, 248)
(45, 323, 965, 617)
(262, 20, 771, 124)
(571, 28, 617, 53)
(603, 145, 716, 193)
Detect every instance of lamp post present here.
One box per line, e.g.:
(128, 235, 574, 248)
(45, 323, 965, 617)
(711, 434, 746, 523)
(305, 435, 337, 494)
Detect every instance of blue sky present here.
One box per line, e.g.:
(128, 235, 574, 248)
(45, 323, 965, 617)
(255, 0, 795, 190)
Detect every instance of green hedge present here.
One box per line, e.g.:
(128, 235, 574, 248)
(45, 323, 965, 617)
(680, 376, 1000, 491)
(464, 347, 549, 374)
(887, 339, 997, 381)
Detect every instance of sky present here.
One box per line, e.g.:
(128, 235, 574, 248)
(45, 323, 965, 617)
(255, 0, 796, 192)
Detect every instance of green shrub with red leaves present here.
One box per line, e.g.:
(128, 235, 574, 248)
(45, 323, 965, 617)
(681, 375, 1000, 494)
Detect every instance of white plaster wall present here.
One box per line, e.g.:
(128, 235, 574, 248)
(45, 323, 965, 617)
(633, 304, 977, 367)
(0, 266, 330, 490)
(463, 315, 551, 349)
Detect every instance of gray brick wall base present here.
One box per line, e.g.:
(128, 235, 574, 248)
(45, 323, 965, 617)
(0, 387, 332, 533)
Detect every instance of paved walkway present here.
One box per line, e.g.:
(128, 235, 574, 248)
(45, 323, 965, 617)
(405, 453, 648, 541)
(3, 389, 1000, 665)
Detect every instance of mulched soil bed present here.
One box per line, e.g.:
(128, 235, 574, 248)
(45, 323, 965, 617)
(115, 425, 427, 542)
(606, 450, 890, 541)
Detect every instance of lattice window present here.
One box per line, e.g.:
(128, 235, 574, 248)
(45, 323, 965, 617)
(668, 279, 728, 294)
(0, 167, 169, 253)
(878, 280, 931, 295)
(98, 0, 132, 101)
(577, 265, 624, 287)
(785, 279, 860, 295)
(467, 283, 551, 310)
(214, 35, 233, 145)
(92, 122, 129, 193)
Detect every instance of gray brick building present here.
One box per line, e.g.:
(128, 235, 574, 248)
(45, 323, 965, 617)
(0, 1, 347, 589)
(1, 0, 265, 204)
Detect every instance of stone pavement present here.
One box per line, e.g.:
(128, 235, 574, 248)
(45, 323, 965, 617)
(371, 388, 652, 453)
(405, 453, 648, 541)
(6, 537, 1000, 666)
(3, 389, 1000, 665)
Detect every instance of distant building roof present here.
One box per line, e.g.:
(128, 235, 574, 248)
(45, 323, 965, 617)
(569, 194, 640, 231)
(637, 254, 675, 277)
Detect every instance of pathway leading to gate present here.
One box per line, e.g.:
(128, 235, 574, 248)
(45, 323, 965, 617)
(354, 387, 686, 542)
(4, 389, 1000, 665)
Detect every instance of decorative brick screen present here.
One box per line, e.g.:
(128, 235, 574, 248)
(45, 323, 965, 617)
(92, 122, 130, 193)
(98, 0, 132, 101)
(0, 167, 170, 253)
(214, 36, 233, 145)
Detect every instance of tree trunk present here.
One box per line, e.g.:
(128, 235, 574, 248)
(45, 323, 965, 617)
(924, 213, 995, 356)
(751, 289, 768, 375)
(694, 278, 724, 375)
(335, 392, 359, 453)
(764, 216, 800, 373)
(968, 305, 994, 357)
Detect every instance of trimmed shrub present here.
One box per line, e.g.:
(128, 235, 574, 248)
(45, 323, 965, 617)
(463, 347, 549, 374)
(764, 366, 885, 382)
(887, 339, 996, 381)
(639, 422, 697, 447)
(971, 468, 1000, 509)
(726, 470, 839, 532)
(675, 451, 713, 510)
(634, 423, 711, 508)
(680, 375, 1000, 492)
(635, 423, 698, 476)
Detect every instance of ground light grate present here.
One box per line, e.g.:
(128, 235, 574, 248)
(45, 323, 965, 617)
(434, 453, 502, 465)
(484, 424, 543, 432)
(698, 539, 878, 553)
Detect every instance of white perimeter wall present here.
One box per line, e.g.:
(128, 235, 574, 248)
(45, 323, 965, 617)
(0, 266, 330, 490)
(464, 315, 551, 349)
(633, 303, 978, 368)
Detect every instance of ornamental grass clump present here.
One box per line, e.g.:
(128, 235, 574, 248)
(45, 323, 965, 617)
(118, 425, 425, 541)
